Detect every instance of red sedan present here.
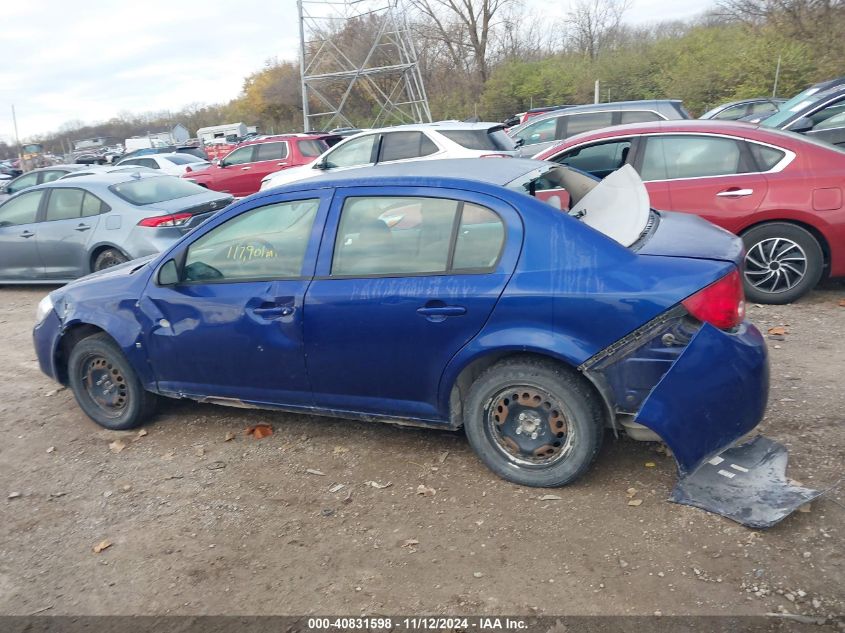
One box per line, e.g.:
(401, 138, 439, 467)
(534, 120, 845, 303)
(183, 134, 334, 198)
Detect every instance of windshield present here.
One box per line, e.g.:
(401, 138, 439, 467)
(110, 176, 208, 205)
(506, 164, 650, 247)
(761, 88, 828, 127)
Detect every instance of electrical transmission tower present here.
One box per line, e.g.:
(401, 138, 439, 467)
(297, 0, 432, 131)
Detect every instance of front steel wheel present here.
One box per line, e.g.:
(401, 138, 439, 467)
(68, 333, 157, 430)
(464, 358, 604, 487)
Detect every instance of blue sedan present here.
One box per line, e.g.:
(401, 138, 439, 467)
(34, 158, 813, 524)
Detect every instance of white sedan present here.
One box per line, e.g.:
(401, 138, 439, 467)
(115, 153, 210, 176)
(260, 122, 519, 191)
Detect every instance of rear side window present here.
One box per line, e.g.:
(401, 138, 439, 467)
(564, 112, 613, 137)
(620, 110, 663, 124)
(440, 129, 515, 151)
(748, 143, 786, 171)
(255, 142, 289, 161)
(379, 132, 438, 161)
(40, 170, 67, 184)
(332, 196, 503, 276)
(184, 199, 319, 282)
(0, 190, 42, 226)
(297, 139, 328, 157)
(82, 192, 108, 216)
(640, 135, 752, 180)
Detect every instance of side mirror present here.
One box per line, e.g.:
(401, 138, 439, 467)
(313, 160, 329, 170)
(514, 138, 525, 148)
(212, 157, 221, 166)
(790, 116, 814, 133)
(157, 258, 181, 286)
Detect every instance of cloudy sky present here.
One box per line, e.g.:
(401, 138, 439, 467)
(0, 0, 714, 143)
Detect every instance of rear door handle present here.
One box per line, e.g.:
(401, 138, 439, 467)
(240, 166, 252, 171)
(20, 230, 34, 238)
(416, 305, 466, 317)
(277, 162, 288, 166)
(716, 188, 754, 198)
(75, 224, 92, 232)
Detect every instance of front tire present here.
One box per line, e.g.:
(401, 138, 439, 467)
(464, 358, 604, 487)
(92, 248, 129, 272)
(742, 223, 823, 304)
(68, 333, 157, 430)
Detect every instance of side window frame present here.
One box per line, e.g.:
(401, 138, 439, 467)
(314, 186, 514, 280)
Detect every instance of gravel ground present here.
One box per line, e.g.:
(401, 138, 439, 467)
(0, 284, 843, 619)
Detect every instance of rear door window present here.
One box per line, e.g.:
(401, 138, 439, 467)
(439, 129, 513, 151)
(564, 112, 614, 137)
(296, 139, 327, 157)
(639, 135, 752, 180)
(331, 196, 504, 276)
(45, 188, 85, 221)
(379, 132, 438, 162)
(255, 142, 289, 161)
(620, 110, 663, 124)
(40, 170, 67, 184)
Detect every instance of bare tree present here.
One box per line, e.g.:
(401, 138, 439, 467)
(565, 0, 631, 59)
(409, 0, 522, 82)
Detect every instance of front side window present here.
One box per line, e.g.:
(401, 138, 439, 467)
(564, 112, 614, 137)
(331, 196, 504, 276)
(379, 132, 438, 162)
(808, 101, 845, 130)
(255, 142, 288, 161)
(7, 172, 38, 194)
(712, 104, 748, 120)
(0, 190, 42, 226)
(513, 117, 557, 145)
(640, 135, 750, 180)
(221, 146, 255, 166)
(554, 140, 631, 176)
(324, 135, 378, 168)
(184, 199, 320, 282)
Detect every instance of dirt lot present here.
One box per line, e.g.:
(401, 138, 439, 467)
(0, 284, 843, 619)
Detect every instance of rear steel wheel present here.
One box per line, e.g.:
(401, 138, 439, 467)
(464, 357, 604, 487)
(92, 248, 128, 272)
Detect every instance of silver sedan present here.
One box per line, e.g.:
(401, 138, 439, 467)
(0, 172, 233, 283)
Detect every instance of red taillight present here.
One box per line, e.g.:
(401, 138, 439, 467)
(185, 165, 193, 173)
(138, 212, 192, 228)
(682, 268, 746, 330)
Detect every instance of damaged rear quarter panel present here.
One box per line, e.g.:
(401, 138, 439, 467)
(634, 322, 769, 475)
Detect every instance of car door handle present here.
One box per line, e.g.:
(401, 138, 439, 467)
(19, 230, 34, 238)
(240, 166, 252, 171)
(251, 306, 294, 318)
(716, 188, 754, 198)
(277, 162, 288, 166)
(75, 224, 92, 232)
(416, 305, 466, 317)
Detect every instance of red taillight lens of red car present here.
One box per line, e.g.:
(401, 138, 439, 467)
(138, 212, 192, 228)
(682, 268, 746, 330)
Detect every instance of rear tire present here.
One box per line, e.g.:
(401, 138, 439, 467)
(68, 333, 157, 430)
(463, 357, 604, 487)
(92, 248, 129, 272)
(741, 223, 823, 304)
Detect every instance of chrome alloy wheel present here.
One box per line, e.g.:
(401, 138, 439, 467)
(744, 237, 807, 294)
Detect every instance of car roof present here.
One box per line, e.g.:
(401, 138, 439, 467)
(512, 100, 683, 127)
(344, 121, 505, 135)
(239, 133, 333, 147)
(32, 171, 172, 188)
(539, 119, 844, 155)
(28, 164, 88, 173)
(276, 158, 546, 191)
(710, 97, 784, 109)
